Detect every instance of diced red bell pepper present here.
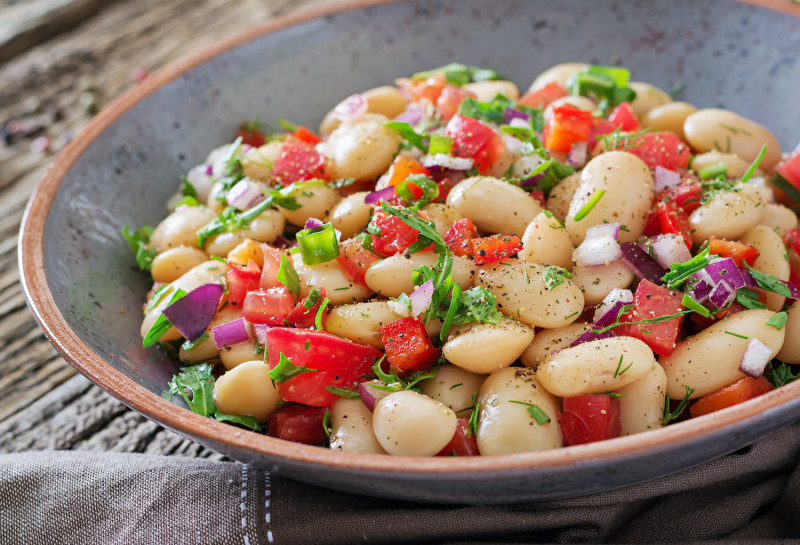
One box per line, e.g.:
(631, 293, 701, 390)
(380, 317, 440, 376)
(241, 287, 296, 325)
(226, 259, 261, 307)
(267, 404, 329, 445)
(628, 279, 685, 357)
(444, 218, 479, 257)
(656, 182, 702, 214)
(271, 141, 326, 186)
(385, 156, 429, 199)
(689, 376, 774, 418)
(644, 201, 693, 249)
(235, 120, 266, 147)
(436, 85, 475, 122)
(607, 102, 640, 132)
(543, 104, 593, 153)
(708, 238, 760, 268)
(436, 417, 480, 456)
(605, 131, 691, 171)
(292, 126, 323, 146)
(335, 238, 380, 285)
(286, 288, 328, 330)
(776, 144, 800, 189)
(559, 394, 622, 446)
(471, 234, 523, 265)
(518, 82, 569, 109)
(369, 208, 420, 257)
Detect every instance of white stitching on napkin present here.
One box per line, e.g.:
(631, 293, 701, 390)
(265, 473, 274, 543)
(241, 464, 251, 544)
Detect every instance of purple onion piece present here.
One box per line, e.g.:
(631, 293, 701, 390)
(594, 289, 634, 326)
(333, 93, 368, 122)
(781, 278, 800, 300)
(705, 257, 746, 290)
(654, 166, 681, 192)
(520, 173, 544, 188)
(212, 318, 251, 349)
(586, 222, 620, 241)
(303, 217, 324, 230)
(739, 268, 758, 288)
(410, 280, 434, 316)
(162, 283, 225, 342)
(204, 164, 213, 176)
(646, 234, 692, 270)
(226, 179, 263, 211)
(358, 380, 394, 412)
(620, 242, 668, 285)
(364, 186, 395, 204)
(393, 104, 424, 125)
(740, 337, 772, 378)
(567, 141, 587, 168)
(573, 235, 623, 267)
(569, 326, 614, 348)
(709, 280, 735, 309)
(503, 107, 530, 125)
(688, 280, 713, 303)
(272, 235, 292, 249)
(252, 323, 273, 346)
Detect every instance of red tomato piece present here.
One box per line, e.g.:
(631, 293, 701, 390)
(225, 259, 261, 307)
(559, 394, 622, 446)
(708, 238, 760, 268)
(607, 102, 640, 132)
(472, 133, 506, 175)
(271, 141, 325, 186)
(518, 82, 569, 109)
(657, 182, 702, 214)
(406, 72, 448, 104)
(286, 288, 328, 330)
(776, 144, 800, 188)
(606, 131, 691, 171)
(260, 245, 284, 289)
(369, 208, 420, 257)
(645, 201, 693, 249)
(241, 287, 296, 325)
(265, 328, 382, 407)
(784, 229, 800, 259)
(381, 317, 440, 376)
(543, 104, 593, 153)
(293, 126, 323, 146)
(628, 279, 684, 357)
(471, 234, 523, 265)
(435, 177, 454, 203)
(267, 404, 328, 445)
(436, 417, 480, 457)
(335, 238, 380, 285)
(445, 114, 497, 159)
(530, 188, 546, 207)
(588, 117, 618, 151)
(444, 218, 479, 257)
(690, 376, 774, 418)
(235, 121, 266, 147)
(436, 85, 475, 122)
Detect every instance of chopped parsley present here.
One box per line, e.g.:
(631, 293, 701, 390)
(411, 63, 503, 86)
(766, 311, 789, 331)
(268, 353, 318, 383)
(661, 385, 695, 425)
(508, 400, 551, 425)
(122, 224, 156, 271)
(542, 265, 572, 291)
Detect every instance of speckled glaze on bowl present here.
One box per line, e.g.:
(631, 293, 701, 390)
(19, 0, 800, 503)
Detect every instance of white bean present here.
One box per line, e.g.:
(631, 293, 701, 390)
(373, 391, 457, 456)
(777, 304, 800, 364)
(546, 172, 582, 224)
(292, 253, 373, 305)
(571, 261, 635, 306)
(629, 82, 672, 117)
(203, 208, 285, 257)
(319, 86, 409, 135)
(760, 204, 798, 237)
(419, 364, 487, 417)
(324, 301, 409, 349)
(277, 181, 341, 227)
(443, 319, 534, 374)
(330, 192, 373, 239)
(691, 152, 751, 178)
(241, 142, 282, 181)
(446, 176, 541, 236)
(614, 363, 666, 435)
(325, 115, 401, 180)
(421, 203, 464, 238)
(688, 184, 766, 244)
(520, 323, 591, 368)
(213, 361, 282, 423)
(219, 338, 259, 370)
(462, 80, 519, 102)
(329, 398, 387, 454)
(641, 101, 697, 141)
(518, 212, 573, 270)
(150, 206, 217, 252)
(179, 305, 241, 364)
(150, 246, 209, 283)
(740, 225, 790, 312)
(365, 252, 475, 298)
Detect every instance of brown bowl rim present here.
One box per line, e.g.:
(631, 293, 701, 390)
(18, 0, 800, 477)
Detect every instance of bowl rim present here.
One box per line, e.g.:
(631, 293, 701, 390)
(18, 0, 800, 477)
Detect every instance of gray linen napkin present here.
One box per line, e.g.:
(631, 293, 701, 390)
(3, 421, 800, 545)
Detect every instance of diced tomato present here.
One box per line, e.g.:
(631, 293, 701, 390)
(292, 126, 323, 146)
(241, 287, 296, 325)
(559, 394, 622, 446)
(235, 120, 266, 147)
(436, 85, 475, 122)
(607, 102, 640, 132)
(266, 404, 329, 445)
(471, 234, 523, 265)
(406, 72, 447, 104)
(518, 82, 569, 109)
(606, 131, 691, 171)
(689, 376, 775, 418)
(543, 104, 593, 153)
(708, 238, 760, 268)
(225, 259, 262, 307)
(369, 208, 420, 257)
(530, 188, 546, 207)
(472, 133, 506, 175)
(381, 317, 440, 376)
(444, 218, 479, 257)
(436, 177, 454, 203)
(265, 328, 382, 407)
(436, 417, 479, 457)
(776, 144, 800, 188)
(628, 279, 684, 357)
(286, 288, 328, 330)
(260, 245, 284, 289)
(445, 114, 496, 159)
(588, 117, 618, 151)
(385, 156, 429, 198)
(784, 229, 800, 259)
(644, 201, 693, 249)
(791, 268, 800, 290)
(335, 237, 380, 285)
(271, 141, 325, 186)
(657, 182, 702, 214)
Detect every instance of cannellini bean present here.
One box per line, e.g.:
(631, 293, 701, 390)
(421, 203, 464, 238)
(206, 181, 227, 213)
(203, 208, 285, 256)
(565, 152, 654, 245)
(571, 261, 635, 306)
(330, 192, 374, 239)
(463, 80, 519, 102)
(661, 309, 785, 399)
(518, 212, 573, 270)
(443, 319, 534, 374)
(419, 364, 487, 417)
(537, 336, 656, 397)
(140, 260, 228, 342)
(528, 62, 588, 92)
(365, 252, 475, 298)
(325, 115, 401, 180)
(219, 338, 259, 370)
(329, 398, 387, 454)
(641, 101, 697, 141)
(150, 246, 209, 283)
(241, 141, 282, 181)
(179, 305, 241, 364)
(520, 323, 591, 368)
(629, 82, 672, 117)
(740, 225, 790, 312)
(691, 152, 751, 178)
(226, 239, 265, 267)
(477, 260, 584, 329)
(688, 184, 766, 244)
(324, 301, 409, 349)
(213, 361, 281, 423)
(777, 304, 800, 364)
(683, 109, 782, 170)
(373, 391, 457, 456)
(614, 363, 666, 435)
(476, 367, 562, 455)
(276, 181, 341, 227)
(319, 86, 409, 135)
(150, 205, 217, 252)
(546, 172, 582, 224)
(293, 253, 373, 305)
(760, 204, 798, 237)
(446, 176, 541, 236)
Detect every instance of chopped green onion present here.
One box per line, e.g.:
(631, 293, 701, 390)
(698, 161, 728, 180)
(142, 288, 187, 347)
(396, 174, 439, 209)
(681, 293, 710, 318)
(725, 331, 748, 339)
(572, 190, 606, 222)
(428, 133, 453, 155)
(771, 174, 800, 202)
(508, 400, 551, 425)
(277, 118, 298, 132)
(740, 144, 768, 184)
(662, 246, 711, 289)
(296, 223, 340, 265)
(276, 253, 300, 296)
(315, 296, 330, 331)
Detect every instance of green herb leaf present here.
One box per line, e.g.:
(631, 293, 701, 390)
(739, 145, 767, 184)
(163, 363, 216, 416)
(745, 264, 792, 297)
(568, 65, 636, 114)
(508, 400, 551, 425)
(378, 202, 448, 254)
(765, 360, 800, 388)
(682, 293, 710, 318)
(766, 311, 789, 330)
(122, 224, 157, 271)
(661, 385, 695, 425)
(542, 265, 572, 291)
(724, 330, 748, 339)
(143, 288, 187, 347)
(277, 118, 298, 132)
(180, 175, 197, 198)
(771, 174, 800, 202)
(181, 333, 209, 351)
(736, 287, 768, 310)
(383, 121, 427, 151)
(268, 353, 318, 383)
(144, 283, 172, 314)
(662, 246, 712, 290)
(572, 190, 606, 222)
(411, 63, 502, 86)
(467, 392, 481, 436)
(315, 296, 330, 331)
(325, 386, 360, 400)
(214, 412, 260, 430)
(276, 253, 300, 296)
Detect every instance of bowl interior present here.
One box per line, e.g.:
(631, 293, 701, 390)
(24, 0, 800, 503)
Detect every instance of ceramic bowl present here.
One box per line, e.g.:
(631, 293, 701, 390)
(20, 0, 800, 503)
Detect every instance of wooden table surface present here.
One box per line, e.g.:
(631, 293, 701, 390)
(0, 0, 335, 458)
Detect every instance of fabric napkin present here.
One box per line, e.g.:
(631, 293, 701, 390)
(3, 421, 800, 545)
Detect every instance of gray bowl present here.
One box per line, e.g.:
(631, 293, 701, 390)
(20, 0, 800, 504)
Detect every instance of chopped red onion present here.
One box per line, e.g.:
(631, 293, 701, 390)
(212, 318, 251, 349)
(187, 164, 214, 201)
(688, 270, 714, 303)
(303, 217, 324, 230)
(515, 154, 548, 187)
(241, 144, 253, 155)
(586, 222, 620, 241)
(739, 337, 772, 378)
(393, 104, 424, 125)
(509, 117, 530, 129)
(226, 179, 263, 210)
(569, 299, 626, 348)
(410, 280, 434, 316)
(709, 280, 735, 309)
(162, 283, 224, 342)
(333, 93, 368, 122)
(503, 107, 530, 125)
(253, 323, 273, 346)
(358, 380, 393, 412)
(421, 154, 474, 170)
(502, 133, 524, 154)
(573, 235, 622, 267)
(654, 166, 682, 192)
(364, 186, 395, 204)
(204, 164, 213, 176)
(594, 288, 633, 325)
(646, 234, 692, 270)
(272, 235, 291, 249)
(705, 257, 746, 290)
(739, 268, 758, 288)
(567, 141, 587, 168)
(620, 242, 668, 285)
